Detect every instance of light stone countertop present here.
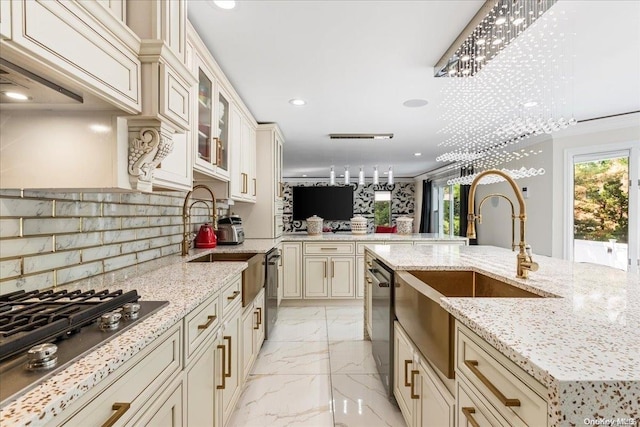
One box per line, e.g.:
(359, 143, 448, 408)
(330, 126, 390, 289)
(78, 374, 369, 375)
(282, 232, 468, 242)
(186, 237, 281, 258)
(366, 243, 640, 425)
(0, 260, 248, 426)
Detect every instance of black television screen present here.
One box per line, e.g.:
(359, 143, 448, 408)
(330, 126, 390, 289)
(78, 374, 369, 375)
(292, 186, 354, 221)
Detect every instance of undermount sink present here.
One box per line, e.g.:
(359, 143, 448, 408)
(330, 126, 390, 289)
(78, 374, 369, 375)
(394, 270, 548, 379)
(406, 270, 544, 298)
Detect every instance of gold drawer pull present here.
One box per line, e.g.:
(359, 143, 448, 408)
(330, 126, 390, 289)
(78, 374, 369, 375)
(102, 402, 131, 427)
(224, 336, 232, 378)
(404, 360, 412, 387)
(254, 310, 260, 330)
(257, 307, 262, 325)
(410, 370, 419, 399)
(227, 290, 240, 301)
(462, 407, 480, 427)
(197, 315, 217, 330)
(321, 247, 339, 250)
(464, 360, 521, 407)
(216, 344, 226, 389)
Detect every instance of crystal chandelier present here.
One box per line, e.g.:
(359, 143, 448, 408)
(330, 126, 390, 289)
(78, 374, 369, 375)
(447, 167, 546, 186)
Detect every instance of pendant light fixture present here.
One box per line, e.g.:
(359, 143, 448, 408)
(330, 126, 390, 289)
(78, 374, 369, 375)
(388, 166, 394, 185)
(373, 165, 379, 185)
(329, 165, 335, 185)
(358, 166, 365, 185)
(344, 166, 350, 185)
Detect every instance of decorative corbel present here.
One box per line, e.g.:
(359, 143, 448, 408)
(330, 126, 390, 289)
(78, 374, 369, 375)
(128, 121, 175, 192)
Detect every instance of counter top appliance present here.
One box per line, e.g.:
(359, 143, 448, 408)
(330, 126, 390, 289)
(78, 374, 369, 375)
(0, 289, 167, 406)
(216, 215, 244, 245)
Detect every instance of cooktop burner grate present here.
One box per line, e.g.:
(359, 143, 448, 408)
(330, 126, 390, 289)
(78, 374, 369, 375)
(0, 289, 140, 362)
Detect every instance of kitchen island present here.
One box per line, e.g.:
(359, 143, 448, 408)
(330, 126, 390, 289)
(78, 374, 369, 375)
(366, 243, 639, 426)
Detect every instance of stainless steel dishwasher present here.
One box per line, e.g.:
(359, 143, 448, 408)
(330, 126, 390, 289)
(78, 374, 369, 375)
(367, 258, 395, 398)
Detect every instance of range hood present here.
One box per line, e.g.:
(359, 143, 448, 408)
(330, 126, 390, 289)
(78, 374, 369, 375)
(0, 59, 83, 105)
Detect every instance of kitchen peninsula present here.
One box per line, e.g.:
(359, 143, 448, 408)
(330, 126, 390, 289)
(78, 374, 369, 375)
(365, 243, 639, 426)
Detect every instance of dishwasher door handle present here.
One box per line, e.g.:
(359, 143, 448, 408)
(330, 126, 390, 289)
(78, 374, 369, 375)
(367, 268, 390, 288)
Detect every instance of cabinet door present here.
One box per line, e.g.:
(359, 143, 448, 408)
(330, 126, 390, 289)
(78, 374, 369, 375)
(186, 338, 216, 426)
(194, 60, 216, 174)
(216, 88, 231, 179)
(141, 379, 184, 427)
(304, 257, 329, 298)
(329, 257, 355, 298)
(356, 256, 365, 299)
(417, 358, 454, 427)
(154, 130, 192, 191)
(219, 308, 241, 427)
(274, 135, 284, 201)
(240, 305, 256, 381)
(394, 322, 417, 427)
(254, 289, 265, 350)
(282, 243, 302, 299)
(0, 0, 11, 39)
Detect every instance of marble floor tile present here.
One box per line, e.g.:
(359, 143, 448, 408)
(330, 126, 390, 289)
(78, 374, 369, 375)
(278, 306, 327, 321)
(229, 374, 334, 427)
(331, 374, 405, 427)
(329, 341, 377, 374)
(325, 306, 364, 321)
(268, 319, 328, 342)
(252, 341, 330, 374)
(327, 318, 365, 341)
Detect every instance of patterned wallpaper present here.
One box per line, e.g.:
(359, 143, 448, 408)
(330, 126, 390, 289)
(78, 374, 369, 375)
(0, 189, 216, 294)
(283, 182, 415, 233)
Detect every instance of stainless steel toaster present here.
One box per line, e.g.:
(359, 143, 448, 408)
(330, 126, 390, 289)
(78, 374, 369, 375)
(216, 215, 245, 245)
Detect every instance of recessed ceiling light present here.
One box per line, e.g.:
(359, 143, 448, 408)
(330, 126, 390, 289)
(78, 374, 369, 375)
(414, 152, 422, 156)
(513, 18, 525, 25)
(3, 91, 29, 101)
(289, 98, 306, 106)
(495, 16, 506, 25)
(403, 99, 429, 108)
(492, 38, 503, 46)
(523, 101, 538, 108)
(213, 1, 236, 9)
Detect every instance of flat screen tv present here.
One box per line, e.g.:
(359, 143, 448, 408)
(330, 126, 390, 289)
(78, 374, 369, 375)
(292, 186, 354, 221)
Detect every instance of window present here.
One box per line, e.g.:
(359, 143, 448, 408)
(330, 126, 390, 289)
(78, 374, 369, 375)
(374, 191, 391, 226)
(437, 183, 461, 237)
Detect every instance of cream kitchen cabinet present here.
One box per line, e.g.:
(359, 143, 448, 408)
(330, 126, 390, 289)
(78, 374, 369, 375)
(277, 244, 284, 306)
(303, 256, 355, 298)
(229, 109, 257, 203)
(282, 242, 303, 299)
(0, 0, 141, 113)
(455, 322, 548, 427)
(394, 321, 455, 427)
(240, 288, 265, 381)
(233, 123, 285, 238)
(185, 334, 220, 427)
(48, 323, 183, 427)
(303, 257, 330, 298)
(218, 305, 242, 427)
(133, 375, 184, 426)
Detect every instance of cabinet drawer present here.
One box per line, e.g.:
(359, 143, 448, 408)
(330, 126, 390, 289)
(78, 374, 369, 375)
(184, 292, 220, 360)
(457, 378, 509, 427)
(357, 242, 382, 254)
(60, 323, 182, 426)
(456, 325, 547, 427)
(221, 275, 242, 319)
(304, 242, 354, 255)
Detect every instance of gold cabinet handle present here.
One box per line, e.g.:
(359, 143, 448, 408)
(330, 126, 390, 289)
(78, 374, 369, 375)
(253, 178, 256, 196)
(102, 402, 131, 427)
(324, 261, 327, 278)
(214, 138, 222, 166)
(227, 290, 240, 301)
(224, 336, 232, 378)
(331, 261, 335, 278)
(257, 307, 262, 325)
(404, 360, 412, 387)
(410, 370, 419, 399)
(464, 360, 521, 407)
(197, 315, 217, 330)
(216, 344, 226, 389)
(254, 310, 260, 330)
(462, 407, 480, 427)
(320, 247, 338, 251)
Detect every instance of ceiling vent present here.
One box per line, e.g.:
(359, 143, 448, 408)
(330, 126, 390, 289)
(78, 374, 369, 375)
(329, 133, 394, 140)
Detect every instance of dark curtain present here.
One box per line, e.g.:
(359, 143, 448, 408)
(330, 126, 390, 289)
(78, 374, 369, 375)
(458, 167, 477, 245)
(419, 179, 432, 233)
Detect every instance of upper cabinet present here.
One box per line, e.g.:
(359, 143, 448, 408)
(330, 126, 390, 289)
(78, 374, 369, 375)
(187, 22, 257, 199)
(0, 0, 196, 192)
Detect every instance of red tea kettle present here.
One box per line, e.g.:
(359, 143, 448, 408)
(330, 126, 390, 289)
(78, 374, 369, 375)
(195, 223, 217, 248)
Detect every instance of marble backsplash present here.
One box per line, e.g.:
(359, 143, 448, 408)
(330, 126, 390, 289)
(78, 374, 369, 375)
(283, 182, 415, 233)
(0, 189, 215, 294)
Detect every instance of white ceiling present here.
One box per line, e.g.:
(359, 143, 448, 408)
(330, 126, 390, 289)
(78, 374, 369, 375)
(188, 0, 640, 179)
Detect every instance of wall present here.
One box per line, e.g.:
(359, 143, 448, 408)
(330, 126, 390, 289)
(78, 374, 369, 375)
(282, 181, 415, 233)
(0, 189, 214, 294)
(474, 139, 554, 256)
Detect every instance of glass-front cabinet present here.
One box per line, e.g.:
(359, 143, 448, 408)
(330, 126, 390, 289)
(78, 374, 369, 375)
(193, 53, 231, 181)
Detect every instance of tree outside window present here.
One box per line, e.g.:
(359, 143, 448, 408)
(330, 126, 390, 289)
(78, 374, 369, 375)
(374, 191, 391, 226)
